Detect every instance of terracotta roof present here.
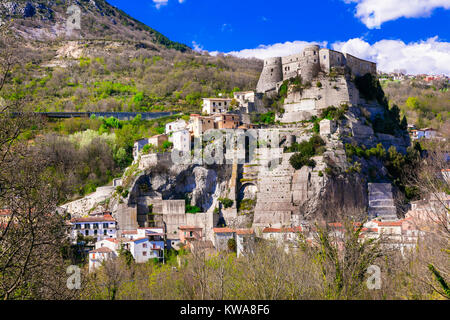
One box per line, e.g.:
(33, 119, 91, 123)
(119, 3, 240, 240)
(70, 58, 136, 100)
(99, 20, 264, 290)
(122, 230, 138, 235)
(374, 220, 403, 227)
(0, 209, 11, 216)
(213, 227, 235, 233)
(71, 214, 115, 223)
(235, 229, 254, 235)
(179, 226, 203, 230)
(262, 227, 302, 233)
(90, 247, 113, 254)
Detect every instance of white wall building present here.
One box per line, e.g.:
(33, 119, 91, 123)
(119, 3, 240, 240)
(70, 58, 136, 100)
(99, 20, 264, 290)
(202, 98, 232, 114)
(70, 214, 117, 244)
(169, 129, 191, 152)
(165, 119, 187, 135)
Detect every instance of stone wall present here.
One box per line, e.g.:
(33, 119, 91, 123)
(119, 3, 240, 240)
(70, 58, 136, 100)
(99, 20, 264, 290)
(256, 57, 283, 93)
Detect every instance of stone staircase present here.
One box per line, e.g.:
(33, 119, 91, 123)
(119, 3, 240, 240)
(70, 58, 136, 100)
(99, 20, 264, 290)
(368, 183, 397, 220)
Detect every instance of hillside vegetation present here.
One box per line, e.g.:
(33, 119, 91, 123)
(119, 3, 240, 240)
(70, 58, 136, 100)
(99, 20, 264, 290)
(382, 79, 449, 137)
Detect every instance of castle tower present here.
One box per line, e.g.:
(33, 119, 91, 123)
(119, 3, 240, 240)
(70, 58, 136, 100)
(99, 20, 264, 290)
(256, 57, 283, 94)
(300, 45, 321, 83)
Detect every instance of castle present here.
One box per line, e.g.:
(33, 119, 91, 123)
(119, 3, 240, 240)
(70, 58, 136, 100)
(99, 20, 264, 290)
(256, 44, 377, 95)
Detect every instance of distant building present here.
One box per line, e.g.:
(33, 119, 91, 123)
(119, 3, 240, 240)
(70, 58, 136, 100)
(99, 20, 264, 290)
(202, 98, 232, 114)
(169, 129, 191, 152)
(235, 229, 255, 258)
(88, 246, 116, 272)
(165, 119, 187, 135)
(189, 114, 215, 138)
(179, 226, 203, 249)
(70, 213, 117, 243)
(133, 134, 169, 159)
(411, 128, 437, 140)
(213, 227, 235, 251)
(261, 227, 303, 248)
(214, 114, 240, 129)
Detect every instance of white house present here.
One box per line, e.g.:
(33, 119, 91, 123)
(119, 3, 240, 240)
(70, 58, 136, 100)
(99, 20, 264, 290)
(235, 229, 255, 258)
(88, 246, 116, 272)
(202, 98, 232, 115)
(70, 213, 117, 244)
(213, 227, 235, 251)
(165, 119, 187, 135)
(169, 129, 191, 152)
(89, 227, 165, 270)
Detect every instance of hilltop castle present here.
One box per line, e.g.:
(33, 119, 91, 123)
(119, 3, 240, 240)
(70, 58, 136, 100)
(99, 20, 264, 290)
(256, 44, 377, 95)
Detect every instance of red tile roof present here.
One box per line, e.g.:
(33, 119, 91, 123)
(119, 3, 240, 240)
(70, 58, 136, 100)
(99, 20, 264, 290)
(235, 229, 254, 235)
(122, 230, 138, 235)
(262, 227, 302, 233)
(0, 209, 11, 216)
(213, 227, 235, 233)
(179, 226, 203, 230)
(89, 247, 113, 254)
(71, 214, 115, 223)
(374, 220, 403, 227)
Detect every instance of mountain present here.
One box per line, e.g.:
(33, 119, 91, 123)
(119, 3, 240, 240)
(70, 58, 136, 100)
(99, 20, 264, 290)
(0, 0, 189, 51)
(0, 1, 263, 113)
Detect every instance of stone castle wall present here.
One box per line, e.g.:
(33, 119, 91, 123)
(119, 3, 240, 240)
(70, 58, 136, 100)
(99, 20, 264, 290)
(256, 46, 376, 95)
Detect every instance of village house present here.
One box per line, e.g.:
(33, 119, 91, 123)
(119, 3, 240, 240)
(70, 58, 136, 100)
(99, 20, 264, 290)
(169, 129, 191, 152)
(235, 229, 255, 258)
(178, 226, 203, 249)
(165, 119, 187, 135)
(261, 227, 303, 246)
(411, 127, 437, 140)
(70, 213, 117, 244)
(213, 227, 235, 251)
(89, 232, 165, 271)
(88, 246, 116, 272)
(202, 98, 232, 115)
(189, 114, 215, 138)
(133, 134, 169, 159)
(214, 114, 241, 129)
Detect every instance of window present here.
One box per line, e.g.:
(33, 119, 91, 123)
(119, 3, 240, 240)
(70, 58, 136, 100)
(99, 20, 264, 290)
(93, 223, 99, 229)
(143, 251, 147, 256)
(85, 223, 90, 229)
(94, 230, 97, 235)
(103, 223, 108, 228)
(190, 231, 193, 237)
(85, 230, 89, 236)
(323, 55, 326, 60)
(143, 243, 147, 248)
(104, 230, 107, 236)
(75, 224, 81, 230)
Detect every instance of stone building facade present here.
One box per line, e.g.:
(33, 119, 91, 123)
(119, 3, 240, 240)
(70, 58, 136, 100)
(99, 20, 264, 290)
(256, 45, 377, 95)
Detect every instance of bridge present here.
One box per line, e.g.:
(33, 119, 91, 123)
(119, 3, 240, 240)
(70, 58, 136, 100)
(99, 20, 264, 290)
(37, 111, 178, 120)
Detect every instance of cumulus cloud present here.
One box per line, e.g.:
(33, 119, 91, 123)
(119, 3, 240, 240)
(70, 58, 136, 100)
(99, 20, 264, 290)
(222, 41, 328, 60)
(216, 37, 450, 75)
(153, 0, 169, 9)
(343, 0, 450, 29)
(153, 0, 186, 9)
(332, 37, 450, 75)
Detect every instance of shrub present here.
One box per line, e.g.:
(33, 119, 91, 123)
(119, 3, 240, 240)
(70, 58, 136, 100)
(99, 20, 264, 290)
(219, 198, 234, 209)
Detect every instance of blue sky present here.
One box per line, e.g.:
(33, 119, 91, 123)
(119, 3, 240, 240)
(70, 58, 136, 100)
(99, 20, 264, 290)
(107, 0, 450, 75)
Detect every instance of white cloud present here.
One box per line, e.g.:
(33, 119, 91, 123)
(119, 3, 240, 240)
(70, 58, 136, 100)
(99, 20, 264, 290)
(214, 37, 450, 75)
(192, 41, 203, 52)
(153, 0, 169, 9)
(222, 41, 328, 60)
(153, 0, 186, 9)
(343, 0, 450, 29)
(332, 37, 450, 75)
